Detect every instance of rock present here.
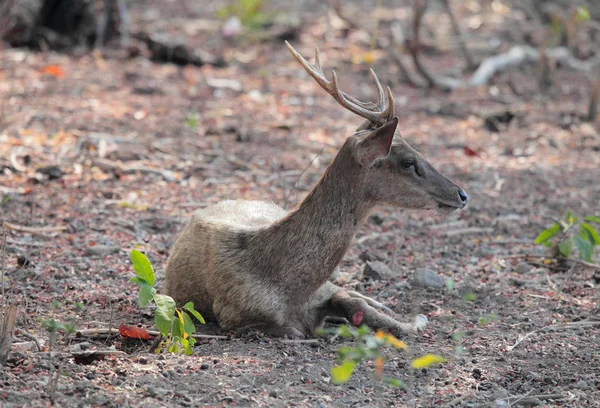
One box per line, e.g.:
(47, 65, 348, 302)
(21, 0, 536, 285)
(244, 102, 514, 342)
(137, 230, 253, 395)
(413, 268, 444, 289)
(515, 262, 532, 274)
(84, 245, 120, 257)
(362, 261, 395, 281)
(574, 380, 589, 389)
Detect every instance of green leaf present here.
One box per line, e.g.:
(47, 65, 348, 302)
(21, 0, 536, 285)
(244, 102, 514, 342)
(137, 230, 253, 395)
(172, 316, 184, 339)
(411, 354, 447, 368)
(581, 223, 600, 245)
(183, 302, 206, 324)
(181, 337, 193, 355)
(154, 294, 177, 337)
(574, 234, 594, 262)
(463, 292, 477, 302)
(445, 278, 455, 291)
(558, 238, 574, 258)
(585, 216, 600, 224)
(331, 361, 356, 384)
(383, 377, 406, 388)
(138, 281, 156, 307)
(575, 6, 591, 22)
(130, 250, 155, 286)
(534, 224, 561, 244)
(182, 310, 196, 336)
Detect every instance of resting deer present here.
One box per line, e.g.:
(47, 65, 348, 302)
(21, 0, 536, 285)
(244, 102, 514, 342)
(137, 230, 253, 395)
(165, 41, 468, 338)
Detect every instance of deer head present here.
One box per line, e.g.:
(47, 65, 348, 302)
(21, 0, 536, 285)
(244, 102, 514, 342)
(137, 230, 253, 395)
(285, 41, 468, 212)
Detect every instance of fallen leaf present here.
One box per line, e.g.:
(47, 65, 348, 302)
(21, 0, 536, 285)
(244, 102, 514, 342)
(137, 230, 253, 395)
(41, 65, 64, 78)
(119, 324, 152, 340)
(463, 146, 480, 157)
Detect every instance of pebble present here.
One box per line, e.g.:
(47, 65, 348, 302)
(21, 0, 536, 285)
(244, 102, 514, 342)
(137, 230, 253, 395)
(515, 262, 532, 274)
(413, 268, 444, 289)
(362, 261, 395, 281)
(200, 364, 209, 370)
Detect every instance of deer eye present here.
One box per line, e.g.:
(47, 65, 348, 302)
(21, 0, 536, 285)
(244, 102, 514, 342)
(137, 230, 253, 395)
(400, 158, 415, 170)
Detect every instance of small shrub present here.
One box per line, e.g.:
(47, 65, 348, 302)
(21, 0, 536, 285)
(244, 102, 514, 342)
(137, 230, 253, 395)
(130, 250, 205, 355)
(535, 212, 600, 262)
(319, 325, 447, 387)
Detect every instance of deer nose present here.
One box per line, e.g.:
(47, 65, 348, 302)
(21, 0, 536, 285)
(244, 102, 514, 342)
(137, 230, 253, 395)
(458, 189, 469, 207)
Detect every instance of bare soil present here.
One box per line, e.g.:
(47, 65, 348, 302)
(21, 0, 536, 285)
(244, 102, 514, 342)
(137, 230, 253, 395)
(1, 1, 599, 407)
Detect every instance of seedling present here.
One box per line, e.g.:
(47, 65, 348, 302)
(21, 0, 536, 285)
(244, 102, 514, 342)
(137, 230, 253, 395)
(130, 250, 205, 355)
(319, 324, 447, 387)
(535, 212, 600, 262)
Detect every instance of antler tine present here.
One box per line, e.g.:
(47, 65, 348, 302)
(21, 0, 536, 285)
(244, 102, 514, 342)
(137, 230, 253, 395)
(285, 41, 395, 127)
(369, 68, 386, 110)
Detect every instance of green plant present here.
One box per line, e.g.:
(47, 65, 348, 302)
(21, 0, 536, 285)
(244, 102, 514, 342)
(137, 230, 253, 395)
(186, 112, 200, 130)
(130, 250, 205, 355)
(217, 0, 275, 31)
(319, 325, 447, 387)
(535, 212, 600, 262)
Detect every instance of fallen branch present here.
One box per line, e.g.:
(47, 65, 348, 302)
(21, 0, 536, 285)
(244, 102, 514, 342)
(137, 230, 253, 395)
(440, 0, 476, 71)
(76, 327, 229, 340)
(15, 329, 42, 352)
(506, 319, 600, 351)
(503, 254, 600, 270)
(410, 0, 461, 91)
(403, 0, 600, 91)
(443, 227, 494, 237)
(2, 222, 67, 234)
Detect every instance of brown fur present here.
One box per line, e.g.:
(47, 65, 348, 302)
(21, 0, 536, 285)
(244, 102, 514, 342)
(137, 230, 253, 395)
(165, 47, 467, 338)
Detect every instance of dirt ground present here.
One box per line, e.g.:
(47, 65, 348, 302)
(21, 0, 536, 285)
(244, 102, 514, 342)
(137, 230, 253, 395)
(1, 1, 599, 407)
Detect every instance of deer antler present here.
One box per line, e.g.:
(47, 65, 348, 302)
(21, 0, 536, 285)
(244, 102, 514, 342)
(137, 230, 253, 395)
(285, 41, 395, 128)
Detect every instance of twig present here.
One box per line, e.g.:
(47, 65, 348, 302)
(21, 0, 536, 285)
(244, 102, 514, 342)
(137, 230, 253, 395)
(440, 0, 476, 71)
(503, 254, 600, 270)
(278, 338, 320, 344)
(76, 327, 229, 340)
(443, 227, 494, 237)
(2, 222, 67, 234)
(48, 359, 63, 405)
(506, 319, 600, 351)
(15, 329, 42, 352)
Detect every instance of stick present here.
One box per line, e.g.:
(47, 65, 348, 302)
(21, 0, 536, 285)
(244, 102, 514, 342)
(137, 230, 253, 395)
(15, 329, 42, 352)
(2, 222, 67, 234)
(503, 254, 600, 270)
(76, 327, 229, 340)
(506, 319, 600, 351)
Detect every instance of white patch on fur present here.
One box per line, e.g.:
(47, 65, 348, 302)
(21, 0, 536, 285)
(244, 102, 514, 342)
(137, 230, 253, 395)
(193, 200, 288, 229)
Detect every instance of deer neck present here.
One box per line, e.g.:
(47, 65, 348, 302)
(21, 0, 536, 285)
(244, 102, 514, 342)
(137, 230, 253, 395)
(261, 145, 374, 295)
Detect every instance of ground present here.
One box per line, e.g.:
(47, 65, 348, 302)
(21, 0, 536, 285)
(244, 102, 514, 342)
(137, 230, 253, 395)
(1, 1, 599, 407)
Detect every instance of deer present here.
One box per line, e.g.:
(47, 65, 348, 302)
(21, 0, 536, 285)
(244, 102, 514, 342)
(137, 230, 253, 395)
(164, 41, 468, 339)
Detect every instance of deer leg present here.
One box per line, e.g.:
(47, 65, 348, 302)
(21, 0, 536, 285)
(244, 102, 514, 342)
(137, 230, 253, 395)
(345, 290, 393, 314)
(235, 323, 305, 339)
(329, 290, 423, 335)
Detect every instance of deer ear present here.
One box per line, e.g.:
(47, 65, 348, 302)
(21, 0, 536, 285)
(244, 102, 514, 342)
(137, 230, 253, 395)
(356, 117, 398, 166)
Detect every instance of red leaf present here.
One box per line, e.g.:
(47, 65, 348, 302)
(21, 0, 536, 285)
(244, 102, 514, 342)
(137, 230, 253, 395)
(41, 65, 64, 78)
(352, 311, 364, 326)
(463, 146, 480, 157)
(119, 324, 152, 340)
